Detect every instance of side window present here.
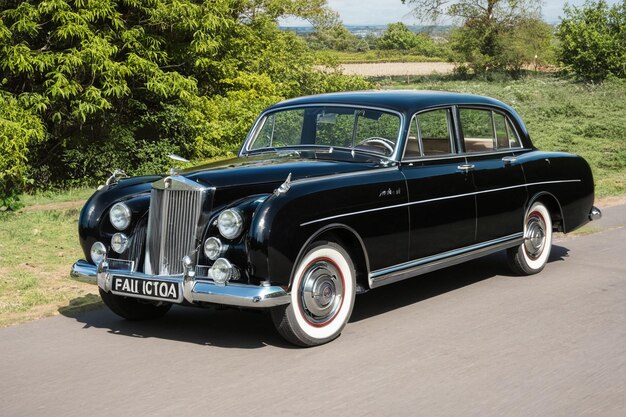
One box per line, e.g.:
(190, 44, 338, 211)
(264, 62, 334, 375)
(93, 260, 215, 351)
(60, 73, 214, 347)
(460, 108, 494, 153)
(418, 109, 453, 156)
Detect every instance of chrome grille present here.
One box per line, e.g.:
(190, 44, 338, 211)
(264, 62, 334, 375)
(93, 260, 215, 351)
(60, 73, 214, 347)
(145, 176, 210, 275)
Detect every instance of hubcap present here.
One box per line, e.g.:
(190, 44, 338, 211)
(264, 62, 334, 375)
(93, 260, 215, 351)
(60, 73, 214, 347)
(300, 260, 344, 325)
(524, 211, 546, 260)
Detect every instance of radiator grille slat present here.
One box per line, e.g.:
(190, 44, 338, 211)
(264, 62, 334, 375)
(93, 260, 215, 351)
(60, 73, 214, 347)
(146, 184, 206, 275)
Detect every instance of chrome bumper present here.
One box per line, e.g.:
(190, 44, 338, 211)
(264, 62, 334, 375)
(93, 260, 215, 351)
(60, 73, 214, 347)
(70, 260, 290, 308)
(589, 206, 602, 221)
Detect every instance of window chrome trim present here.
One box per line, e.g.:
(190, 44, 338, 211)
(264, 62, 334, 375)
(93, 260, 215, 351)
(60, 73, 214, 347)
(299, 179, 581, 227)
(240, 103, 406, 162)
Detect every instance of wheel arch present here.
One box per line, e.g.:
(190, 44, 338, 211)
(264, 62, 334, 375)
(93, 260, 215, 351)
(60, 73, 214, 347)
(288, 223, 370, 293)
(527, 191, 565, 232)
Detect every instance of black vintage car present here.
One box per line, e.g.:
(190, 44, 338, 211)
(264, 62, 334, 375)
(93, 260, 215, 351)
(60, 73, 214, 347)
(71, 90, 601, 346)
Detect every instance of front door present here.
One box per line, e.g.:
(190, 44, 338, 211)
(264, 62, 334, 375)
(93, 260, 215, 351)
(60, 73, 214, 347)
(401, 108, 477, 261)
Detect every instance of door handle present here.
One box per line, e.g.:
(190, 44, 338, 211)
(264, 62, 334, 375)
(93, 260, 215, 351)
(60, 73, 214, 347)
(502, 156, 517, 166)
(457, 164, 475, 172)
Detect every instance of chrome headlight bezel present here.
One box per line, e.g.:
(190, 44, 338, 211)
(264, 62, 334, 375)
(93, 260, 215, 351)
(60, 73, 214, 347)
(204, 237, 223, 261)
(217, 209, 243, 240)
(109, 202, 131, 231)
(90, 241, 107, 264)
(111, 233, 129, 254)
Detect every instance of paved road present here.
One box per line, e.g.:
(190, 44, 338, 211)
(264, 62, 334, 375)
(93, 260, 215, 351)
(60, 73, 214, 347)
(1, 206, 625, 417)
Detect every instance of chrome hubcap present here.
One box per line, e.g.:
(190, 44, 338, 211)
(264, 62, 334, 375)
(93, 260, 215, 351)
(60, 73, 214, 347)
(300, 260, 343, 325)
(524, 212, 546, 260)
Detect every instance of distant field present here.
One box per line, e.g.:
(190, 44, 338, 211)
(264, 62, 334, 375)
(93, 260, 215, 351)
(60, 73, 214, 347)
(317, 50, 447, 64)
(340, 62, 456, 77)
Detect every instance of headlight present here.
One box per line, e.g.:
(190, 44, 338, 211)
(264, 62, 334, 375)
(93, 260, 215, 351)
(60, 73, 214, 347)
(90, 241, 107, 264)
(218, 209, 243, 239)
(210, 258, 233, 284)
(111, 233, 129, 254)
(204, 237, 223, 260)
(109, 203, 131, 230)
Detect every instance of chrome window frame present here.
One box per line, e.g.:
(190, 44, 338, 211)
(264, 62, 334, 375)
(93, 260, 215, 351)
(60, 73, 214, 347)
(402, 105, 457, 162)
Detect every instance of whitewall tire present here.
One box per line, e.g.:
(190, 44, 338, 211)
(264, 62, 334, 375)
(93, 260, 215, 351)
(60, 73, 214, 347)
(507, 201, 553, 275)
(271, 241, 356, 347)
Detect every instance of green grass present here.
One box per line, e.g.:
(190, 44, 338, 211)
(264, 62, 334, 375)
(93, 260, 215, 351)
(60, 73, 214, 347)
(379, 73, 626, 197)
(316, 50, 447, 64)
(0, 198, 100, 327)
(19, 187, 95, 207)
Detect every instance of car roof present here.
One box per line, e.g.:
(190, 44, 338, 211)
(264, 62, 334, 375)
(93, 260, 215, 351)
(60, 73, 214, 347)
(267, 90, 515, 115)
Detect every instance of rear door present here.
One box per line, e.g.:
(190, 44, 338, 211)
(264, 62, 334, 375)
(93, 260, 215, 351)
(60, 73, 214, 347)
(400, 107, 476, 261)
(458, 107, 527, 242)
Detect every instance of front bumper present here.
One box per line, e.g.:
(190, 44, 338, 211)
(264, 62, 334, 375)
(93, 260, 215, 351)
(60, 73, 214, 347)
(70, 260, 290, 308)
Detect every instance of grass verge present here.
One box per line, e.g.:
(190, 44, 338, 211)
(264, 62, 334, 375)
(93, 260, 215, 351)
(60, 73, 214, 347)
(0, 192, 101, 327)
(317, 50, 447, 64)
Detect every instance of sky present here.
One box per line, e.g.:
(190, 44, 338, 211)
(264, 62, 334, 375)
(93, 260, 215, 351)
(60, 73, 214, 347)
(281, 0, 623, 26)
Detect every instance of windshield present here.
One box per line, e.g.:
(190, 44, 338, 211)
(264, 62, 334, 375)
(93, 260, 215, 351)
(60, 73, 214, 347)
(246, 106, 402, 157)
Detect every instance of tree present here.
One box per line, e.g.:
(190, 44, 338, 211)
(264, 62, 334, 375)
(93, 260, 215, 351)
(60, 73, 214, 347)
(402, 0, 544, 71)
(557, 0, 626, 81)
(0, 0, 370, 200)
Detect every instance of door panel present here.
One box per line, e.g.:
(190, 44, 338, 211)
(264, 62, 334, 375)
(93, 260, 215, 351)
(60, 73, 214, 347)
(465, 152, 526, 242)
(401, 156, 477, 261)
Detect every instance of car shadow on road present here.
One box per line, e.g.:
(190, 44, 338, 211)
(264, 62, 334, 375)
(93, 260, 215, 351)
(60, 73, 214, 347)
(350, 244, 570, 323)
(62, 245, 569, 348)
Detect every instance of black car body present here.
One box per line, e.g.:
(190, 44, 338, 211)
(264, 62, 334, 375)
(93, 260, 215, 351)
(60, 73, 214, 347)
(72, 90, 601, 346)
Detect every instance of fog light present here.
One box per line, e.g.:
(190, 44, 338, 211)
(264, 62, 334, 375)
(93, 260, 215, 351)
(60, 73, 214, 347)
(210, 258, 233, 284)
(204, 237, 223, 260)
(111, 233, 129, 254)
(90, 241, 107, 264)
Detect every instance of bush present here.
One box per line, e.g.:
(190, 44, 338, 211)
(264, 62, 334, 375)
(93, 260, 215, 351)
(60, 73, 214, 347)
(557, 0, 626, 81)
(0, 93, 45, 209)
(0, 0, 371, 199)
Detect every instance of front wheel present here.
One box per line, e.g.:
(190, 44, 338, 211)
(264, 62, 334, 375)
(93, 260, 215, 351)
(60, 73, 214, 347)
(507, 201, 553, 275)
(271, 241, 356, 347)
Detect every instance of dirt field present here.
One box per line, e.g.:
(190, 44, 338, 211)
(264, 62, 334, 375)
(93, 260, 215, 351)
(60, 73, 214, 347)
(340, 62, 456, 77)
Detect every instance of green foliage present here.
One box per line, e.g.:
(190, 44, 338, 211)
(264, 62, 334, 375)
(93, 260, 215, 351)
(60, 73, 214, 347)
(557, 0, 626, 81)
(0, 0, 370, 202)
(0, 93, 45, 210)
(450, 17, 553, 74)
(377, 22, 450, 58)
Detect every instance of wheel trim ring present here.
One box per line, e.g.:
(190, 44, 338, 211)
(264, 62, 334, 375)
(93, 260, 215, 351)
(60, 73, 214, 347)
(297, 257, 346, 328)
(524, 210, 547, 261)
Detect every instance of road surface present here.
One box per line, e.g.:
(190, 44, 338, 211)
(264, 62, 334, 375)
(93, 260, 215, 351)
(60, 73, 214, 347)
(1, 205, 625, 417)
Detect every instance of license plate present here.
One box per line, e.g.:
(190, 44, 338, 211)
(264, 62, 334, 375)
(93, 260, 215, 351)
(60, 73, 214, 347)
(112, 277, 180, 301)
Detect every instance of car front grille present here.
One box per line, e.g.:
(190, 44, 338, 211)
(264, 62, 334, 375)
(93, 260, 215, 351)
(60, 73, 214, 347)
(145, 176, 211, 275)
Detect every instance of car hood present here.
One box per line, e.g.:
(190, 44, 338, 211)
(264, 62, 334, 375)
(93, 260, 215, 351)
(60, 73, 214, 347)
(182, 151, 388, 189)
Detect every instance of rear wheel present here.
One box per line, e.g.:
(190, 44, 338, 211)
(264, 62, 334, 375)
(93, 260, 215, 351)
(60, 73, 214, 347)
(271, 241, 356, 347)
(507, 201, 553, 275)
(99, 288, 171, 320)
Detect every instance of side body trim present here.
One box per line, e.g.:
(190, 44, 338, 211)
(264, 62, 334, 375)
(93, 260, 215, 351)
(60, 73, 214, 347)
(368, 233, 524, 289)
(300, 179, 581, 227)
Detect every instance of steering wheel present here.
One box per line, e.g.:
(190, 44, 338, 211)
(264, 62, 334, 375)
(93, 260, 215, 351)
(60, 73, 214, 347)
(355, 137, 395, 155)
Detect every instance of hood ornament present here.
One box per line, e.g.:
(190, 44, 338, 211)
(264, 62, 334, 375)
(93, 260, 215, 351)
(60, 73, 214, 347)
(274, 173, 292, 196)
(168, 154, 190, 176)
